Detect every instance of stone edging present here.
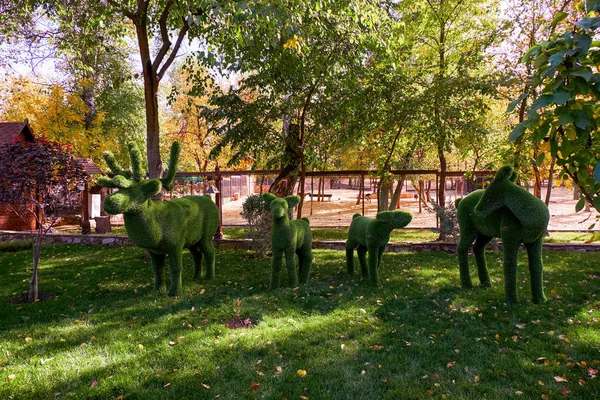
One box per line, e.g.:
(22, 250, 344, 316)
(2, 231, 599, 253)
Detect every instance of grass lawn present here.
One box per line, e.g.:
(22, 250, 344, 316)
(57, 225, 597, 243)
(1, 245, 599, 399)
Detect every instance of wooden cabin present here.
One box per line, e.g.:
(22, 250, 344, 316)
(0, 119, 37, 230)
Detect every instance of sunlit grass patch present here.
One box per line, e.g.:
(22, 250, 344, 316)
(0, 245, 598, 399)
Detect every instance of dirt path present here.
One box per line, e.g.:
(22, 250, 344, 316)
(222, 186, 598, 231)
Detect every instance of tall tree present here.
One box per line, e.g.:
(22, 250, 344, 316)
(511, 1, 600, 215)
(197, 0, 387, 215)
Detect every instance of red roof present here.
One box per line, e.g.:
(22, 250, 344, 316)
(0, 119, 35, 145)
(75, 158, 104, 175)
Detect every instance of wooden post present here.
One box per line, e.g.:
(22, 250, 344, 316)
(214, 164, 224, 239)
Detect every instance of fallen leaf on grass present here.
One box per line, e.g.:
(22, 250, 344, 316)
(7, 374, 16, 382)
(369, 345, 384, 350)
(138, 344, 144, 350)
(588, 368, 598, 378)
(201, 383, 210, 389)
(446, 361, 456, 368)
(163, 382, 171, 388)
(297, 370, 307, 377)
(474, 376, 480, 383)
(300, 396, 309, 400)
(91, 380, 98, 387)
(542, 394, 550, 400)
(554, 376, 568, 383)
(561, 388, 570, 396)
(250, 382, 260, 388)
(275, 366, 282, 375)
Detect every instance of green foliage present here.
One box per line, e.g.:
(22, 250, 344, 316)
(261, 193, 313, 288)
(456, 166, 550, 305)
(345, 210, 413, 285)
(426, 200, 459, 242)
(4, 245, 599, 399)
(99, 142, 219, 296)
(512, 2, 600, 213)
(240, 194, 272, 258)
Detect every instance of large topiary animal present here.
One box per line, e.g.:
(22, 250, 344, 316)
(261, 193, 312, 289)
(456, 165, 549, 305)
(98, 142, 219, 296)
(345, 210, 413, 285)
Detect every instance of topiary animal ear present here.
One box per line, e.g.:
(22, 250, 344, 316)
(509, 170, 518, 183)
(261, 193, 277, 205)
(141, 179, 162, 199)
(285, 195, 300, 209)
(376, 211, 392, 223)
(495, 165, 514, 181)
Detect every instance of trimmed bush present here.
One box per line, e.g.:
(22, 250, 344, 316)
(456, 165, 549, 304)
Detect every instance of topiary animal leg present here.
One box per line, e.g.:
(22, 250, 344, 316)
(200, 236, 216, 279)
(473, 234, 493, 287)
(299, 248, 312, 284)
(190, 246, 203, 280)
(501, 219, 521, 305)
(270, 249, 283, 289)
(457, 229, 477, 289)
(345, 240, 357, 274)
(167, 249, 183, 297)
(150, 253, 166, 293)
(285, 248, 299, 287)
(367, 245, 380, 285)
(525, 237, 547, 304)
(357, 246, 368, 277)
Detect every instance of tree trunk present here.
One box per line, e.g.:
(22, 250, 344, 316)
(81, 77, 96, 131)
(142, 60, 162, 180)
(388, 176, 405, 211)
(28, 232, 42, 302)
(544, 158, 555, 206)
(270, 123, 301, 198)
(437, 144, 447, 208)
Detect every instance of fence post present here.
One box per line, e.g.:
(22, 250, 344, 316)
(214, 164, 224, 239)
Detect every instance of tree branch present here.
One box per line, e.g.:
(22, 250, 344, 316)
(153, 0, 176, 71)
(157, 20, 189, 80)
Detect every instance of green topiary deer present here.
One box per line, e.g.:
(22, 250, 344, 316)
(345, 210, 413, 285)
(98, 142, 219, 296)
(261, 193, 313, 289)
(456, 165, 549, 305)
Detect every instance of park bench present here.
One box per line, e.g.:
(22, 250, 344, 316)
(306, 193, 332, 201)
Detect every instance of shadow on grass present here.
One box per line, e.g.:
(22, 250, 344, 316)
(1, 245, 599, 399)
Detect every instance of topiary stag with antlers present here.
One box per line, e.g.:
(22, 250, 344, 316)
(98, 142, 219, 296)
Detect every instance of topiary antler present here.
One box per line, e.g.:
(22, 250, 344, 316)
(160, 141, 182, 192)
(98, 146, 139, 189)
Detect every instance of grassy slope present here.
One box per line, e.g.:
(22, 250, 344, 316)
(0, 245, 598, 399)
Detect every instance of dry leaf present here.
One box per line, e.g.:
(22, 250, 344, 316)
(300, 396, 309, 400)
(250, 382, 260, 388)
(560, 388, 570, 396)
(554, 376, 568, 383)
(275, 366, 282, 374)
(297, 369, 307, 378)
(474, 376, 480, 383)
(201, 383, 210, 389)
(91, 380, 98, 387)
(542, 394, 550, 400)
(7, 374, 16, 382)
(25, 337, 32, 342)
(361, 370, 366, 376)
(138, 344, 144, 350)
(369, 345, 384, 350)
(199, 289, 205, 295)
(447, 361, 456, 368)
(163, 382, 171, 388)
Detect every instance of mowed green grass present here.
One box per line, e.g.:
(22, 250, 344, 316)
(0, 245, 599, 399)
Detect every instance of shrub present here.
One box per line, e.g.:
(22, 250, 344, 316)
(0, 239, 32, 252)
(241, 195, 272, 257)
(427, 200, 459, 242)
